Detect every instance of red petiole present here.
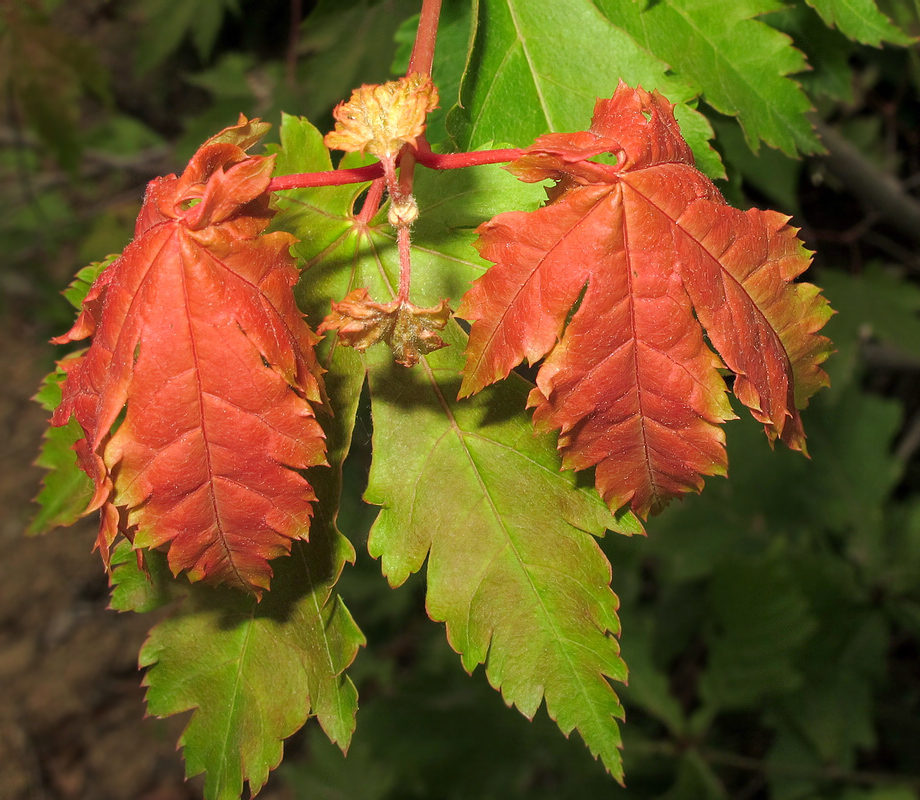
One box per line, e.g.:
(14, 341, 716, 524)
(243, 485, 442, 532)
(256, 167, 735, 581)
(266, 146, 526, 193)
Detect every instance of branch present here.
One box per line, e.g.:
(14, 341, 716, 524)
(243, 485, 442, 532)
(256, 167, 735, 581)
(814, 117, 920, 248)
(408, 0, 443, 76)
(634, 739, 920, 790)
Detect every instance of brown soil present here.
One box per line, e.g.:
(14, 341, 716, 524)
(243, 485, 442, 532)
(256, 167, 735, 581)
(0, 320, 299, 799)
(0, 322, 199, 800)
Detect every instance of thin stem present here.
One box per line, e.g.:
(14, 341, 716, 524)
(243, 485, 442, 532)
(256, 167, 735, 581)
(397, 225, 413, 302)
(408, 0, 442, 76)
(285, 0, 302, 87)
(380, 154, 417, 302)
(398, 150, 417, 198)
(379, 155, 402, 205)
(357, 178, 386, 224)
(414, 145, 525, 170)
(268, 162, 384, 191)
(267, 146, 524, 193)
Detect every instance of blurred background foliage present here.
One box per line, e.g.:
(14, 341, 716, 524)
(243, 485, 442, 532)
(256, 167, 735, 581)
(3, 0, 920, 798)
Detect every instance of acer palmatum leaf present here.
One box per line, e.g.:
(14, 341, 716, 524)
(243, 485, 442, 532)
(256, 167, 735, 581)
(52, 117, 327, 596)
(458, 82, 832, 518)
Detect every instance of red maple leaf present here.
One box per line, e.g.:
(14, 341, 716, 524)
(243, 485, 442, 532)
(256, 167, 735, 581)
(52, 118, 327, 596)
(458, 83, 833, 518)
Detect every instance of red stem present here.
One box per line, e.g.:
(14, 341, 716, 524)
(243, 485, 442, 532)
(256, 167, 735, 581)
(408, 0, 442, 76)
(357, 178, 386, 224)
(394, 150, 417, 302)
(269, 163, 383, 191)
(267, 146, 523, 192)
(414, 145, 525, 170)
(397, 225, 413, 302)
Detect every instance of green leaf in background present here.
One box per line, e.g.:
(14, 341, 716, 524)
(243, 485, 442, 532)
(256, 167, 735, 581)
(296, 0, 420, 125)
(818, 264, 920, 390)
(29, 367, 93, 534)
(763, 561, 891, 798)
(450, 0, 724, 177)
(593, 0, 820, 156)
(698, 556, 816, 711)
(644, 383, 902, 577)
(30, 255, 116, 535)
(616, 620, 687, 735)
(772, 558, 888, 765)
(658, 752, 727, 800)
(0, 1, 111, 170)
(271, 113, 644, 780)
(804, 0, 913, 45)
(709, 114, 803, 213)
(765, 3, 859, 104)
(134, 0, 241, 74)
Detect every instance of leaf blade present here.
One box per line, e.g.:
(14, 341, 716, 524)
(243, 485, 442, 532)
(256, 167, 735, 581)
(452, 0, 724, 176)
(271, 114, 641, 779)
(364, 325, 636, 779)
(805, 0, 913, 46)
(137, 529, 362, 800)
(51, 119, 327, 595)
(593, 0, 822, 155)
(458, 84, 832, 515)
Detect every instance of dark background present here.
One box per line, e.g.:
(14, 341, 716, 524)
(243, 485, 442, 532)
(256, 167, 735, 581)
(2, 1, 920, 798)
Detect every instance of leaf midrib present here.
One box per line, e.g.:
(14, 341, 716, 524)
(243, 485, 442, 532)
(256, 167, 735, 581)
(419, 356, 614, 739)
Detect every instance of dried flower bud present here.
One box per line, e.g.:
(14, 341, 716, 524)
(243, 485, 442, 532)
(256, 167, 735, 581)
(318, 288, 451, 367)
(388, 195, 419, 228)
(324, 74, 439, 159)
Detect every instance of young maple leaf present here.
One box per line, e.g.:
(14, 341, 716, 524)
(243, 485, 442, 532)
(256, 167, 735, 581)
(52, 117, 327, 596)
(458, 82, 833, 518)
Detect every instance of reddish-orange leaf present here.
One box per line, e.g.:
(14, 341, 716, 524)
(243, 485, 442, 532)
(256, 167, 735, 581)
(52, 118, 327, 596)
(458, 82, 832, 518)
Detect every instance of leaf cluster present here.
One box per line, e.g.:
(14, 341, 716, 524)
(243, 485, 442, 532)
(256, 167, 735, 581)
(20, 0, 920, 798)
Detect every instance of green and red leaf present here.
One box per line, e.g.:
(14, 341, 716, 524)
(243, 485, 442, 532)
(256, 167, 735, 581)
(458, 82, 833, 517)
(52, 117, 327, 595)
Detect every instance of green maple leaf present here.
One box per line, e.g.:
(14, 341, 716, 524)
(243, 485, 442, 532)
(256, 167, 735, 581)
(125, 350, 364, 800)
(593, 0, 821, 156)
(135, 532, 362, 800)
(29, 368, 93, 534)
(804, 0, 912, 46)
(272, 114, 643, 779)
(111, 433, 363, 800)
(450, 0, 724, 177)
(699, 556, 816, 710)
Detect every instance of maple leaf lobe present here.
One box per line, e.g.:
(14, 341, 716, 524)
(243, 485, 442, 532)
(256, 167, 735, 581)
(52, 117, 327, 596)
(458, 82, 832, 518)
